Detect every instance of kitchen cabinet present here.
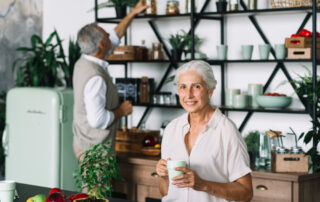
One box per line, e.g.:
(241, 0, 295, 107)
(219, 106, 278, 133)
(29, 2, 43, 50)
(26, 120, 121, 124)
(113, 153, 161, 202)
(94, 0, 319, 132)
(252, 170, 320, 202)
(114, 154, 320, 202)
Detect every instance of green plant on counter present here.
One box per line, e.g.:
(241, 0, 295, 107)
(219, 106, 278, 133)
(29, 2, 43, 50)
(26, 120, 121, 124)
(12, 31, 81, 88)
(244, 131, 260, 169)
(244, 131, 260, 153)
(74, 142, 123, 199)
(290, 65, 320, 172)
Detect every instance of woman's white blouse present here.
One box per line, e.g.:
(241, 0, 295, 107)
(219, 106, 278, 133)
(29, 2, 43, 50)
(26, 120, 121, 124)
(161, 108, 251, 202)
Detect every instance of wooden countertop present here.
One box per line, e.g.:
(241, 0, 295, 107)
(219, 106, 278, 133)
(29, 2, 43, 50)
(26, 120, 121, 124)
(116, 152, 320, 182)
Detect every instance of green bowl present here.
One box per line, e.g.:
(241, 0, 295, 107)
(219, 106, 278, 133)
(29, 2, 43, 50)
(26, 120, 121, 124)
(256, 95, 292, 109)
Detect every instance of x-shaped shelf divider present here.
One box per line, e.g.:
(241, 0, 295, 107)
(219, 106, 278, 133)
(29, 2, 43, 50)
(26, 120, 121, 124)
(236, 0, 314, 132)
(136, 0, 213, 127)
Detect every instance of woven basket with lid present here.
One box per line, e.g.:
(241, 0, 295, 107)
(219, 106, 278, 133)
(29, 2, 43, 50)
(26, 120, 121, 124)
(270, 0, 320, 8)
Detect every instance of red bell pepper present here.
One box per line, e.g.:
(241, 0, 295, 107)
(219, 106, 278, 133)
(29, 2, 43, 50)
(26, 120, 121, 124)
(49, 188, 62, 195)
(299, 29, 312, 37)
(70, 193, 89, 202)
(291, 34, 302, 38)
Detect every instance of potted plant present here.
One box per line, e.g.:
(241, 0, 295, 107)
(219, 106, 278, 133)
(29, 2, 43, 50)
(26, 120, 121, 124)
(73, 142, 123, 201)
(180, 30, 205, 59)
(12, 30, 69, 87)
(216, 0, 228, 13)
(12, 31, 81, 88)
(244, 131, 260, 169)
(290, 66, 320, 172)
(169, 30, 187, 61)
(94, 0, 138, 18)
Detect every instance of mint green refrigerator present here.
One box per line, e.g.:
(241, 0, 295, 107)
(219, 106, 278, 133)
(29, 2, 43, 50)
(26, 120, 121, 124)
(3, 87, 78, 191)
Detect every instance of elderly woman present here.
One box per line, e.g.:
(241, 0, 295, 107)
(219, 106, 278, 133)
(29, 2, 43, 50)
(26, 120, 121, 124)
(156, 60, 253, 202)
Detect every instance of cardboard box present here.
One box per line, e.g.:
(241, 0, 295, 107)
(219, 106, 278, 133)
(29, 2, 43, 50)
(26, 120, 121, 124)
(287, 48, 320, 59)
(285, 37, 320, 48)
(271, 151, 309, 173)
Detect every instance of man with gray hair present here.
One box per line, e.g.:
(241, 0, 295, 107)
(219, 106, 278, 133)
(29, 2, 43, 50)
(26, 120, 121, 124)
(73, 0, 147, 160)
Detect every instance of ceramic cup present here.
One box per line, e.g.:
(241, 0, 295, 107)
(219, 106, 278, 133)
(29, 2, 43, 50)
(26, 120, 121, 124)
(167, 160, 187, 184)
(259, 44, 271, 60)
(0, 180, 16, 202)
(241, 45, 254, 60)
(275, 44, 286, 59)
(248, 84, 263, 108)
(225, 88, 241, 107)
(233, 94, 248, 108)
(216, 45, 228, 60)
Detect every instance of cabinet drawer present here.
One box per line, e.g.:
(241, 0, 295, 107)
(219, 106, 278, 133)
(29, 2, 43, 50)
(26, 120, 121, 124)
(120, 163, 159, 186)
(137, 184, 162, 202)
(252, 178, 292, 202)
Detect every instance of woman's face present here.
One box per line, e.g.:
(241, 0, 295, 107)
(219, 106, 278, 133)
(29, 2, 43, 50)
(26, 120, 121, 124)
(177, 70, 214, 113)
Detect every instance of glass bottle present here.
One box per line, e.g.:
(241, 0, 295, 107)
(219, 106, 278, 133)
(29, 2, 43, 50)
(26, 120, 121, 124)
(151, 42, 164, 60)
(166, 0, 180, 15)
(144, 0, 157, 15)
(139, 40, 148, 60)
(185, 0, 197, 13)
(139, 76, 150, 104)
(229, 0, 239, 11)
(248, 0, 257, 10)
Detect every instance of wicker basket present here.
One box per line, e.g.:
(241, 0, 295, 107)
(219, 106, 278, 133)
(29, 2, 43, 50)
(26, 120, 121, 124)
(270, 0, 320, 8)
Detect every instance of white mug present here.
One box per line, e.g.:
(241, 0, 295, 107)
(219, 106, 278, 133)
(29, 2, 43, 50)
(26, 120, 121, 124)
(0, 180, 16, 202)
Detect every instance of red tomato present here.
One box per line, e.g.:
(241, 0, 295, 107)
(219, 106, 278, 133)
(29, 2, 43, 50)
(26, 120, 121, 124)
(271, 93, 279, 96)
(264, 93, 269, 96)
(49, 188, 62, 195)
(280, 94, 286, 97)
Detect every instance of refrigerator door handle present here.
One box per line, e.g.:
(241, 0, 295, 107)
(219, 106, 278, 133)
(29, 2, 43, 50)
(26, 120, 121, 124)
(2, 126, 8, 156)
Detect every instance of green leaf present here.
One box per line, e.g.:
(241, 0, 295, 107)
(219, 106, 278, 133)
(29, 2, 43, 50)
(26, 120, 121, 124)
(16, 47, 34, 52)
(31, 34, 43, 49)
(303, 130, 314, 144)
(298, 132, 305, 140)
(44, 31, 57, 47)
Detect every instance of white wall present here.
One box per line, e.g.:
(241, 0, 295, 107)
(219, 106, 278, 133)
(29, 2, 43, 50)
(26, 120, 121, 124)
(43, 0, 320, 152)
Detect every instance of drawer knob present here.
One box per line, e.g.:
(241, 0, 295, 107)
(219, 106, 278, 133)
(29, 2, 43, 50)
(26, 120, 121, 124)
(151, 172, 159, 177)
(256, 185, 268, 191)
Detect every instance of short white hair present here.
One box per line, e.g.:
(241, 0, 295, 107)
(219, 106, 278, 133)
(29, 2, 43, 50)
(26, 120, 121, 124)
(174, 60, 217, 89)
(77, 23, 105, 55)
